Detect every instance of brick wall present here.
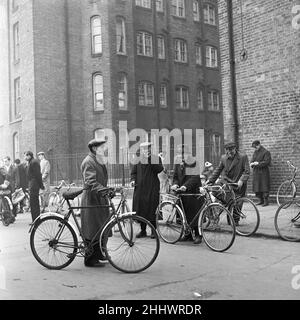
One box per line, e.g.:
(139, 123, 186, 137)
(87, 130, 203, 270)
(218, 0, 300, 194)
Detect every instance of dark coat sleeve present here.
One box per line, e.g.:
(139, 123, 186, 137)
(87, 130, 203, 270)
(209, 157, 225, 184)
(184, 174, 201, 191)
(256, 150, 271, 168)
(82, 160, 106, 193)
(240, 154, 250, 182)
(130, 164, 137, 182)
(33, 160, 44, 189)
(172, 165, 179, 186)
(150, 155, 164, 174)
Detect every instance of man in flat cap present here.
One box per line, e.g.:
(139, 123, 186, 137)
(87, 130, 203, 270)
(37, 151, 51, 211)
(250, 140, 271, 206)
(80, 138, 109, 267)
(207, 142, 250, 224)
(130, 141, 164, 238)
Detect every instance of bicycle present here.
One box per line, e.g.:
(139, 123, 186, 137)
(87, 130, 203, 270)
(276, 161, 300, 207)
(155, 185, 236, 252)
(47, 180, 80, 215)
(274, 198, 300, 241)
(29, 186, 160, 273)
(212, 182, 260, 236)
(0, 190, 15, 226)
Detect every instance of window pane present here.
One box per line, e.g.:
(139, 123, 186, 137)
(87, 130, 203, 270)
(193, 0, 200, 21)
(92, 17, 102, 54)
(116, 19, 126, 54)
(156, 0, 163, 12)
(197, 89, 203, 109)
(157, 36, 165, 59)
(118, 74, 127, 109)
(160, 84, 167, 107)
(94, 74, 104, 110)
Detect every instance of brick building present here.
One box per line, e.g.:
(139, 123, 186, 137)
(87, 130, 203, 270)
(218, 0, 300, 194)
(1, 0, 224, 183)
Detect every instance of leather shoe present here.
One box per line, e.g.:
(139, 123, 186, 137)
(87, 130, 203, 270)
(193, 235, 202, 244)
(136, 231, 147, 238)
(84, 261, 106, 267)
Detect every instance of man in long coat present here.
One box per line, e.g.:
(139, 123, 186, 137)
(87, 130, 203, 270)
(171, 144, 203, 244)
(130, 142, 164, 238)
(80, 138, 109, 267)
(250, 140, 271, 206)
(208, 142, 250, 224)
(37, 152, 51, 210)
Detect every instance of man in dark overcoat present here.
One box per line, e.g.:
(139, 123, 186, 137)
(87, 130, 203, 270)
(130, 142, 164, 238)
(80, 138, 110, 267)
(171, 144, 203, 244)
(25, 151, 44, 222)
(14, 158, 28, 213)
(250, 140, 271, 206)
(208, 142, 250, 224)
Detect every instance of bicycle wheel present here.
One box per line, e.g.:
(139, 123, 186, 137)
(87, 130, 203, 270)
(0, 197, 14, 226)
(30, 216, 78, 269)
(200, 203, 236, 252)
(155, 201, 184, 244)
(231, 197, 260, 236)
(47, 193, 60, 212)
(276, 181, 295, 207)
(274, 201, 300, 241)
(103, 215, 160, 273)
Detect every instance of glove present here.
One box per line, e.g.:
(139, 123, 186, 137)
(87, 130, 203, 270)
(237, 180, 243, 189)
(171, 184, 179, 191)
(178, 186, 187, 192)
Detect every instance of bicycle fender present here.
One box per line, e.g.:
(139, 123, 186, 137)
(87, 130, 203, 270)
(118, 211, 136, 218)
(4, 196, 13, 211)
(28, 212, 79, 238)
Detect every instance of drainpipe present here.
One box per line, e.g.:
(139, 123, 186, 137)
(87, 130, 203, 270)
(227, 0, 239, 148)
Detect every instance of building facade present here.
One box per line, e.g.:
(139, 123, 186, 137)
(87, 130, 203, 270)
(1, 0, 223, 182)
(218, 0, 300, 194)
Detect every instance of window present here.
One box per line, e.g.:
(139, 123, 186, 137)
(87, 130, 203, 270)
(13, 132, 19, 161)
(175, 86, 189, 109)
(204, 4, 216, 25)
(91, 16, 102, 55)
(135, 0, 151, 9)
(206, 46, 218, 68)
(174, 39, 187, 63)
(157, 35, 165, 59)
(171, 0, 185, 18)
(14, 77, 21, 118)
(93, 74, 104, 111)
(116, 17, 126, 54)
(210, 134, 221, 165)
(195, 44, 202, 65)
(197, 88, 204, 110)
(160, 84, 167, 108)
(208, 90, 220, 111)
(156, 0, 164, 12)
(13, 22, 20, 63)
(118, 74, 128, 110)
(138, 82, 154, 106)
(137, 31, 153, 57)
(193, 0, 200, 21)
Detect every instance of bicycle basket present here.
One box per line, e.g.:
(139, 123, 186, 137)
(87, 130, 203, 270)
(160, 193, 179, 204)
(12, 188, 25, 205)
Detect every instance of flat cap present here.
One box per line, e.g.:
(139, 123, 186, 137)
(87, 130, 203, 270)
(251, 140, 260, 147)
(37, 151, 45, 156)
(224, 142, 236, 149)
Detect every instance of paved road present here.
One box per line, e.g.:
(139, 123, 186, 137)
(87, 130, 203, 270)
(0, 204, 299, 300)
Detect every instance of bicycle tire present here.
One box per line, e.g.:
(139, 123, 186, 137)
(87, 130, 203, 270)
(274, 201, 300, 242)
(0, 197, 15, 226)
(155, 201, 184, 244)
(231, 197, 260, 236)
(30, 216, 78, 270)
(199, 203, 236, 252)
(276, 181, 296, 207)
(102, 215, 160, 273)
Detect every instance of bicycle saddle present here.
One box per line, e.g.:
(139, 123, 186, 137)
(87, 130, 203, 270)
(63, 189, 83, 200)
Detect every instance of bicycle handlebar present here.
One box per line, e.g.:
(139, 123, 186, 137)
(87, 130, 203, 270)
(287, 161, 297, 171)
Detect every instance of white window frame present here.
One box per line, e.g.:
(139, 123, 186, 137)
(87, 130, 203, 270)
(157, 35, 165, 59)
(137, 31, 153, 57)
(176, 86, 189, 109)
(13, 132, 20, 161)
(174, 39, 187, 63)
(208, 90, 220, 111)
(93, 73, 104, 111)
(160, 84, 167, 108)
(171, 0, 185, 18)
(135, 0, 152, 9)
(206, 46, 218, 68)
(210, 134, 221, 165)
(118, 74, 128, 110)
(156, 0, 164, 12)
(116, 17, 126, 55)
(14, 77, 21, 118)
(13, 22, 20, 62)
(138, 82, 155, 107)
(195, 43, 202, 65)
(197, 87, 204, 110)
(91, 16, 102, 55)
(204, 3, 216, 25)
(193, 0, 200, 22)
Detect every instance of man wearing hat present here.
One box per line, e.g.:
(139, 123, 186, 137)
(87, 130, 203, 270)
(250, 140, 271, 206)
(130, 141, 164, 238)
(37, 151, 51, 211)
(80, 138, 109, 267)
(207, 142, 250, 224)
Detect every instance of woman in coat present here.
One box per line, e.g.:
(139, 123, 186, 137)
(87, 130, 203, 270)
(80, 138, 109, 267)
